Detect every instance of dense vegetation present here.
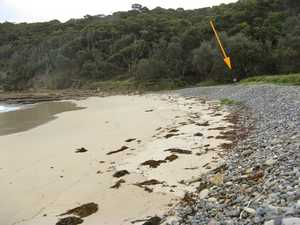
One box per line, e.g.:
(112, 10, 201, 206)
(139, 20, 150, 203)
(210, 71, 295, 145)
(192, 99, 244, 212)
(0, 0, 299, 91)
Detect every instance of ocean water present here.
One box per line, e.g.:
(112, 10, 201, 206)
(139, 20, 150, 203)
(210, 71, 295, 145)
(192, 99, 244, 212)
(0, 105, 20, 113)
(0, 101, 83, 136)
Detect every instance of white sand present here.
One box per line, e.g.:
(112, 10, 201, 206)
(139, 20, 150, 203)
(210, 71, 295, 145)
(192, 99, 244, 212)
(0, 94, 233, 225)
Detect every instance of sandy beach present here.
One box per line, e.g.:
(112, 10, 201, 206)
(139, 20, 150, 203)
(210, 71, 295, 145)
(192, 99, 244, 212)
(0, 94, 233, 225)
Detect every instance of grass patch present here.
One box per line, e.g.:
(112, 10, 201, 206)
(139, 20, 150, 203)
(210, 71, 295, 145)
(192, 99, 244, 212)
(220, 98, 241, 106)
(241, 73, 300, 85)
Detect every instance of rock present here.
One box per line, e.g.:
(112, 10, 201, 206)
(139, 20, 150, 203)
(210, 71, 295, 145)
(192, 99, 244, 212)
(199, 189, 209, 199)
(282, 217, 300, 225)
(296, 200, 300, 209)
(209, 173, 224, 186)
(264, 217, 300, 225)
(244, 207, 256, 215)
(265, 159, 277, 166)
(226, 208, 241, 217)
(208, 197, 217, 202)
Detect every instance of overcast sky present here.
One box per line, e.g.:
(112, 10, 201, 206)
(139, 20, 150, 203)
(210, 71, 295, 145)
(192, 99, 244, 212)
(0, 0, 237, 23)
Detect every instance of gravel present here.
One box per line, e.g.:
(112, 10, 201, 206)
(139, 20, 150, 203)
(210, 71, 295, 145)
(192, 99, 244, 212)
(167, 85, 300, 225)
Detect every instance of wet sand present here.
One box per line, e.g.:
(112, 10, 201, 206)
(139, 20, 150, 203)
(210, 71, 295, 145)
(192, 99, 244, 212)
(0, 94, 233, 225)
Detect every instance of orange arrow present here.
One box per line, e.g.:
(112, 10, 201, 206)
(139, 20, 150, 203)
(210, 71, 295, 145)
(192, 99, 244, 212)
(210, 21, 232, 70)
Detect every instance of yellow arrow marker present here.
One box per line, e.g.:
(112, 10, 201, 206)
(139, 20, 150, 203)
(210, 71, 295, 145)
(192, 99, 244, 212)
(210, 21, 232, 70)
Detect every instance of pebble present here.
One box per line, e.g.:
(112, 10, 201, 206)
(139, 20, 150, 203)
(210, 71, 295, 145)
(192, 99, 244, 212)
(199, 189, 209, 199)
(244, 207, 256, 215)
(165, 85, 300, 225)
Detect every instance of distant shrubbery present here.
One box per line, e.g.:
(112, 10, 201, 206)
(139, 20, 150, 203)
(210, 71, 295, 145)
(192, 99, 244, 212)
(0, 0, 300, 91)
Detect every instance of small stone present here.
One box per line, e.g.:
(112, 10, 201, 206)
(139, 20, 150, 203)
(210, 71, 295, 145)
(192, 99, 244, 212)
(208, 197, 217, 202)
(209, 173, 224, 186)
(225, 181, 233, 186)
(244, 207, 256, 215)
(282, 217, 300, 225)
(265, 159, 277, 166)
(199, 189, 209, 199)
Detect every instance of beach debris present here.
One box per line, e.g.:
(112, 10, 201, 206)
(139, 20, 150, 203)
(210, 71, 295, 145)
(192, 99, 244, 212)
(220, 143, 233, 150)
(185, 167, 199, 170)
(56, 216, 83, 225)
(165, 154, 178, 162)
(182, 192, 197, 205)
(99, 161, 105, 164)
(208, 127, 227, 131)
(194, 132, 203, 137)
(60, 203, 98, 218)
(145, 109, 154, 112)
(195, 121, 210, 126)
(75, 148, 88, 153)
(169, 128, 179, 133)
(111, 179, 125, 189)
(141, 160, 166, 168)
(107, 146, 129, 155)
(113, 170, 130, 178)
(164, 133, 179, 139)
(164, 148, 192, 155)
(125, 138, 136, 143)
(142, 216, 162, 225)
(136, 179, 163, 186)
(135, 185, 154, 193)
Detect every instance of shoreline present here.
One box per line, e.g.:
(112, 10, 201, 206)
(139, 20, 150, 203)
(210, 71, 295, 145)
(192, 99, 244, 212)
(0, 93, 235, 225)
(0, 89, 141, 105)
(167, 85, 300, 225)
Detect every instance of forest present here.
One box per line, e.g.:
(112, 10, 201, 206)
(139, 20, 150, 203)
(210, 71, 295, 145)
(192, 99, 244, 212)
(0, 0, 299, 91)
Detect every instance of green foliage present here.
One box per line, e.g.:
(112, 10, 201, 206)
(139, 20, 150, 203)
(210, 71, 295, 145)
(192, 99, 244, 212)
(220, 98, 241, 106)
(240, 73, 300, 85)
(0, 0, 300, 91)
